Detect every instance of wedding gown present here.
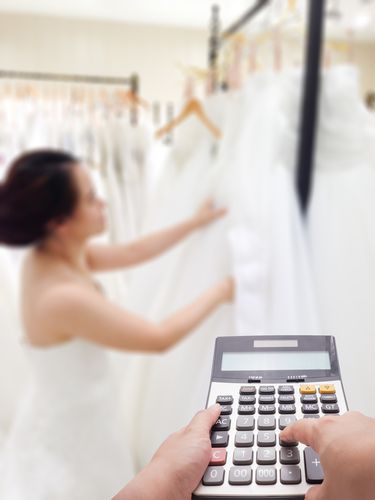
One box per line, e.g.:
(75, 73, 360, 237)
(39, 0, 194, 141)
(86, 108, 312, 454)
(0, 248, 28, 445)
(0, 338, 134, 500)
(307, 65, 375, 417)
(127, 75, 319, 469)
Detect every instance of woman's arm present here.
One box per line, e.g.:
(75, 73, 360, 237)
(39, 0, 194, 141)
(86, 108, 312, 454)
(42, 277, 233, 352)
(86, 199, 227, 272)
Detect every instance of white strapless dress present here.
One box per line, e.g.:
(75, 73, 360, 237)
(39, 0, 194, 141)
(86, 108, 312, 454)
(0, 339, 134, 500)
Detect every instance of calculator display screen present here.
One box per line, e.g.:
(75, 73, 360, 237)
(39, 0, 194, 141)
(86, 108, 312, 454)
(221, 351, 331, 371)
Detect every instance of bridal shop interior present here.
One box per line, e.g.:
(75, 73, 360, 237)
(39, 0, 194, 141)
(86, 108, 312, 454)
(0, 0, 375, 498)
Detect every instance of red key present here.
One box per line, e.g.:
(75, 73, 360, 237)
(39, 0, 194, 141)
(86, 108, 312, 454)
(209, 448, 227, 466)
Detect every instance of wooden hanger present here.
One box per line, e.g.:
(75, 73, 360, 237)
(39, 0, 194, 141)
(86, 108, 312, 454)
(115, 89, 149, 109)
(155, 77, 222, 140)
(155, 98, 222, 140)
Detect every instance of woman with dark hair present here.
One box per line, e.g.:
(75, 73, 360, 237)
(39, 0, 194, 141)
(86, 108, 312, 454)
(0, 149, 233, 499)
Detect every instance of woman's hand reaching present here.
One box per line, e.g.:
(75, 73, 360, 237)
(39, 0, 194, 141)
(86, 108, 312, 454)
(193, 198, 228, 229)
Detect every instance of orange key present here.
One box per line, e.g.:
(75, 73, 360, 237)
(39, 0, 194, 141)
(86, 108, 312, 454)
(299, 384, 317, 395)
(319, 384, 336, 394)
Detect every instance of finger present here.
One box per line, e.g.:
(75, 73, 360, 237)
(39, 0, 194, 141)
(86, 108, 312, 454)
(189, 404, 221, 434)
(305, 485, 324, 500)
(280, 418, 319, 450)
(215, 207, 228, 217)
(202, 197, 214, 208)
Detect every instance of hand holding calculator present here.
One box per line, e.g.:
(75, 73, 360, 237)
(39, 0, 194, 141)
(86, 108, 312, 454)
(193, 335, 348, 499)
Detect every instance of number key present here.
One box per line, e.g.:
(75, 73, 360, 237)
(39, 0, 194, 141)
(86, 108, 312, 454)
(257, 431, 276, 447)
(258, 416, 276, 430)
(202, 467, 225, 486)
(235, 431, 254, 447)
(256, 466, 277, 485)
(279, 415, 297, 430)
(233, 448, 253, 465)
(280, 447, 300, 465)
(257, 448, 276, 465)
(229, 467, 252, 485)
(236, 416, 255, 431)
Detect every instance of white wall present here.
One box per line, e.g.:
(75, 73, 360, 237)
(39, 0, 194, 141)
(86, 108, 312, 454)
(353, 41, 375, 96)
(0, 13, 208, 104)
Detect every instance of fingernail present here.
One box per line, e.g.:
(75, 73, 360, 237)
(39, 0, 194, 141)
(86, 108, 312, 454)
(209, 403, 221, 411)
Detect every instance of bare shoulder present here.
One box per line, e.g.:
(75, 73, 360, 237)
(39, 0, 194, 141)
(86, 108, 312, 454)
(41, 282, 103, 316)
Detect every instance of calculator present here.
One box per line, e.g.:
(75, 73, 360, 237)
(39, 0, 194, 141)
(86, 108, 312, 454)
(193, 335, 348, 499)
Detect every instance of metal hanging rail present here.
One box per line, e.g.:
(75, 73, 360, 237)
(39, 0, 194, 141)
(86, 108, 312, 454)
(222, 0, 271, 38)
(0, 69, 139, 89)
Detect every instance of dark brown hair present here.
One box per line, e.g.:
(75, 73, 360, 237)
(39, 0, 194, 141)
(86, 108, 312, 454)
(0, 150, 79, 247)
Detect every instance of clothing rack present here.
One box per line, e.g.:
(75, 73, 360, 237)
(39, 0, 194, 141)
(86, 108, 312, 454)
(208, 5, 221, 91)
(295, 0, 326, 213)
(0, 69, 140, 94)
(222, 0, 271, 38)
(210, 0, 326, 213)
(208, 1, 270, 89)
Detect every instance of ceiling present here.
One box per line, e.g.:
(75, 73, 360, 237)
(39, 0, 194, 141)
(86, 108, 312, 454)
(0, 0, 374, 38)
(0, 0, 260, 29)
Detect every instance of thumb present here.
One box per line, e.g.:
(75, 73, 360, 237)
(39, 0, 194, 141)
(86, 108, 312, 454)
(305, 485, 325, 500)
(189, 404, 221, 434)
(280, 418, 319, 450)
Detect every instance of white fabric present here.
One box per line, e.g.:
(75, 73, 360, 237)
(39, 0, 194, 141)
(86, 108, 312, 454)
(308, 65, 375, 416)
(0, 339, 134, 500)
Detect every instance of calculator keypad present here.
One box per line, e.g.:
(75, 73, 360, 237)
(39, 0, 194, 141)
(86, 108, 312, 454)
(197, 380, 345, 496)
